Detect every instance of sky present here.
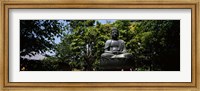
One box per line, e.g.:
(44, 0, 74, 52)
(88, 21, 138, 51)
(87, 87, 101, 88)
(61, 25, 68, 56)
(24, 20, 116, 60)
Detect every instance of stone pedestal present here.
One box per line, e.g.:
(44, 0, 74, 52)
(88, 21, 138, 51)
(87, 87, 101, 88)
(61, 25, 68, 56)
(100, 57, 134, 71)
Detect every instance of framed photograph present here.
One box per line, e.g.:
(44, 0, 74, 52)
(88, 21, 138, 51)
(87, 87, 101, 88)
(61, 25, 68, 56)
(0, 0, 199, 91)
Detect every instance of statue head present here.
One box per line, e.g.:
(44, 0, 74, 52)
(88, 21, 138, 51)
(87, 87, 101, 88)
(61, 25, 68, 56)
(111, 27, 119, 40)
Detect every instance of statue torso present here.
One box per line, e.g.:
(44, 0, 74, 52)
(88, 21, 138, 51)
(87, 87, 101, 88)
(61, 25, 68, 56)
(106, 39, 124, 53)
(110, 40, 120, 52)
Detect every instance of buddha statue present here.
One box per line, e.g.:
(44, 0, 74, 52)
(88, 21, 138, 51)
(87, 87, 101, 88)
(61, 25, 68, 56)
(101, 28, 132, 59)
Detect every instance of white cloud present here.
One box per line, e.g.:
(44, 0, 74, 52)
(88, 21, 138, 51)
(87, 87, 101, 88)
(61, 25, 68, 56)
(22, 54, 45, 60)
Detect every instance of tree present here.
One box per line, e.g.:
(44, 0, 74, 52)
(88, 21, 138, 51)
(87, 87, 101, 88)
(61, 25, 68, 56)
(20, 20, 64, 58)
(22, 20, 180, 71)
(127, 20, 180, 71)
(51, 20, 112, 70)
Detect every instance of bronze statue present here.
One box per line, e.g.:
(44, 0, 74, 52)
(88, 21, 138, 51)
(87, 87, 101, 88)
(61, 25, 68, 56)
(101, 28, 132, 59)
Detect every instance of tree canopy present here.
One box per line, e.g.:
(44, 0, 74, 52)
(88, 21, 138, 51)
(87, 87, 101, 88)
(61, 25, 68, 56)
(20, 20, 65, 57)
(20, 20, 180, 71)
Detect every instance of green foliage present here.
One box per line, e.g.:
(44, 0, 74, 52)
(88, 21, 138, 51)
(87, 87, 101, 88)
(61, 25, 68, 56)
(20, 20, 64, 57)
(52, 20, 112, 70)
(128, 20, 180, 70)
(20, 20, 180, 71)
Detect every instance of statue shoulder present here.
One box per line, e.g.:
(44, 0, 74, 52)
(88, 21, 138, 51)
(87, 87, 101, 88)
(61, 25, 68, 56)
(118, 39, 125, 43)
(105, 40, 112, 43)
(105, 40, 112, 47)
